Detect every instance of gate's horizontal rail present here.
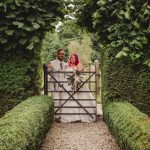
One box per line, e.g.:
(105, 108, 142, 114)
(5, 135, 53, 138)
(55, 113, 96, 115)
(48, 91, 96, 92)
(54, 106, 96, 108)
(53, 99, 96, 101)
(48, 71, 96, 73)
(48, 81, 96, 83)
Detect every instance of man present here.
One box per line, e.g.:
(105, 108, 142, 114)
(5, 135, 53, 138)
(47, 48, 67, 122)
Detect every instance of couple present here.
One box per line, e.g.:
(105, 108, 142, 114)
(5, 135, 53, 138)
(48, 48, 97, 123)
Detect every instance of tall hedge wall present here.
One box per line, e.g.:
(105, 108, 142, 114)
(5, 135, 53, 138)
(0, 51, 42, 99)
(0, 52, 42, 116)
(101, 49, 150, 116)
(0, 0, 63, 115)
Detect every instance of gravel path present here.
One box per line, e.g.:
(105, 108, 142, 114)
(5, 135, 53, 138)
(41, 116, 119, 150)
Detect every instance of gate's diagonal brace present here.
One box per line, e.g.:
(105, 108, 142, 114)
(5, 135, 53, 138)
(48, 72, 95, 119)
(49, 72, 95, 119)
(53, 72, 95, 114)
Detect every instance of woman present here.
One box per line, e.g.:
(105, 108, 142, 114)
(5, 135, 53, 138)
(60, 53, 96, 123)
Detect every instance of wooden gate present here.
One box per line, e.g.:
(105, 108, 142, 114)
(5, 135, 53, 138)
(43, 60, 100, 120)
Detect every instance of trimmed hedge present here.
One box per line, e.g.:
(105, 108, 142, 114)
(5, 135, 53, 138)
(104, 102, 150, 150)
(101, 48, 150, 116)
(0, 54, 41, 100)
(0, 95, 54, 150)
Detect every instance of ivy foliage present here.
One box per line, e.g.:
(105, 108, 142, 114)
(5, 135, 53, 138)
(0, 0, 63, 52)
(76, 0, 150, 66)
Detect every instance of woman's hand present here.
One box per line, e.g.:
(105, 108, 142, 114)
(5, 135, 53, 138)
(76, 63, 84, 72)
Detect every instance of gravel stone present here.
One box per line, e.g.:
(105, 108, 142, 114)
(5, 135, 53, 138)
(41, 116, 119, 150)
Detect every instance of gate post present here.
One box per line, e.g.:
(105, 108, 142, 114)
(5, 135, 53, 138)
(95, 60, 100, 95)
(43, 64, 48, 95)
(89, 63, 91, 90)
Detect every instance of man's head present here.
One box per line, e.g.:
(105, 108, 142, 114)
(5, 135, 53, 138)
(57, 48, 65, 61)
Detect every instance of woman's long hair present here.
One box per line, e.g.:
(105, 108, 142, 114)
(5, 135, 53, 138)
(67, 53, 80, 66)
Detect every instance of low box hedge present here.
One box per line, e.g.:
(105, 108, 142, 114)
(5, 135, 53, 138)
(104, 102, 150, 150)
(0, 95, 54, 150)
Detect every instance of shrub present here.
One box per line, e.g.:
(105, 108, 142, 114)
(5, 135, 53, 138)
(104, 102, 150, 150)
(0, 95, 54, 150)
(101, 48, 150, 115)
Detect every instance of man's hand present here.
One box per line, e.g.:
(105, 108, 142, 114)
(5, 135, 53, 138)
(47, 62, 51, 68)
(47, 62, 53, 72)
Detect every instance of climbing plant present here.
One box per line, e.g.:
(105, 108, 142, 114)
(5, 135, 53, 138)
(75, 0, 150, 66)
(0, 0, 63, 52)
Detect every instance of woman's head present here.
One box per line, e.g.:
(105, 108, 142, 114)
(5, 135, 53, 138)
(68, 53, 80, 66)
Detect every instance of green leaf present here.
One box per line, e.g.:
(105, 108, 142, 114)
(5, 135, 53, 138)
(97, 0, 106, 6)
(108, 34, 113, 40)
(93, 11, 100, 19)
(13, 21, 24, 28)
(37, 7, 46, 12)
(0, 38, 7, 44)
(44, 13, 54, 18)
(124, 10, 130, 20)
(130, 31, 137, 36)
(122, 47, 130, 52)
(23, 26, 34, 31)
(6, 14, 16, 18)
(115, 51, 128, 58)
(5, 30, 14, 35)
(31, 36, 40, 43)
(93, 19, 99, 28)
(132, 21, 140, 28)
(15, 1, 21, 6)
(26, 42, 34, 50)
(0, 27, 8, 31)
(32, 23, 40, 29)
(111, 41, 117, 47)
(117, 13, 124, 19)
(27, 17, 36, 22)
(130, 53, 141, 61)
(142, 37, 148, 44)
(10, 4, 16, 10)
(144, 59, 150, 67)
(130, 5, 135, 10)
(19, 38, 28, 45)
(130, 39, 139, 45)
(50, 22, 57, 27)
